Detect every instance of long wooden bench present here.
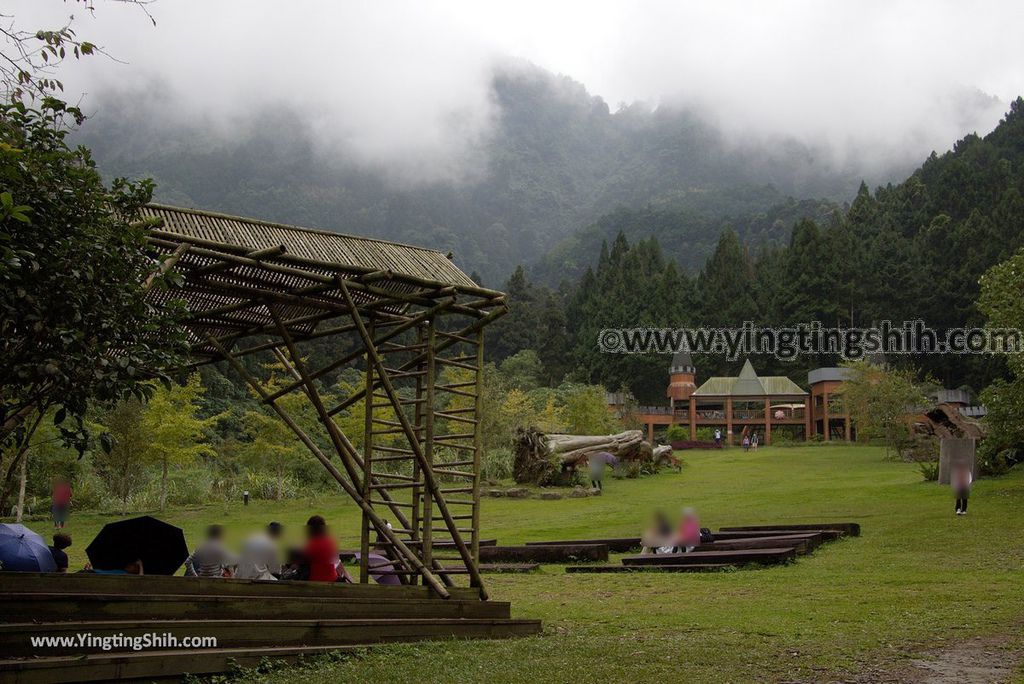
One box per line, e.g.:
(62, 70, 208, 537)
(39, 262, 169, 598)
(479, 544, 608, 563)
(0, 572, 481, 600)
(622, 547, 797, 567)
(718, 522, 860, 537)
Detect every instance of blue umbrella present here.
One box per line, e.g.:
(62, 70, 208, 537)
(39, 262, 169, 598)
(0, 523, 57, 572)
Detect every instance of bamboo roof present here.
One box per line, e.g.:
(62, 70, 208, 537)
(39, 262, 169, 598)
(142, 204, 504, 357)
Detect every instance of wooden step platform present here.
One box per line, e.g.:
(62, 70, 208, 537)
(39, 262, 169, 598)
(565, 564, 734, 574)
(524, 537, 642, 553)
(479, 544, 608, 563)
(622, 547, 797, 567)
(0, 618, 542, 658)
(0, 644, 370, 684)
(718, 522, 860, 537)
(0, 573, 540, 683)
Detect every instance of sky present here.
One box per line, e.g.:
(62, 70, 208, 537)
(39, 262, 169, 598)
(9, 0, 1024, 181)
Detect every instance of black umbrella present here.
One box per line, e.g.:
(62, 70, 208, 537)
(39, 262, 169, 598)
(86, 516, 189, 576)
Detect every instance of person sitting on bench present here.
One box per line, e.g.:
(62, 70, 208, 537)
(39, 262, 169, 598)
(304, 515, 348, 582)
(186, 524, 236, 578)
(640, 510, 677, 554)
(677, 507, 701, 552)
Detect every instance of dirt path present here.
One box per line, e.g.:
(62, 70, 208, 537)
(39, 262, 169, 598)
(905, 636, 1022, 684)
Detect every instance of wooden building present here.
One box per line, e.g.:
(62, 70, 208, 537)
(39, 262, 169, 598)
(807, 367, 853, 441)
(631, 355, 858, 445)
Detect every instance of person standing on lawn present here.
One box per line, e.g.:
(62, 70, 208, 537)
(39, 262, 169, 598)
(953, 461, 973, 516)
(51, 477, 72, 529)
(587, 451, 618, 491)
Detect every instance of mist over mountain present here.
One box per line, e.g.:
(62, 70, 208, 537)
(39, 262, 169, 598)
(75, 63, 918, 283)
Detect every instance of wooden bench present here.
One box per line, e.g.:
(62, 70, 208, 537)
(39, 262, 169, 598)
(524, 538, 642, 553)
(718, 522, 860, 537)
(565, 564, 734, 574)
(479, 544, 608, 563)
(711, 529, 842, 542)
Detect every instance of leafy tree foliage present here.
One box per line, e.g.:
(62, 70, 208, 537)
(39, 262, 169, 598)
(140, 375, 224, 510)
(835, 361, 928, 458)
(0, 100, 187, 463)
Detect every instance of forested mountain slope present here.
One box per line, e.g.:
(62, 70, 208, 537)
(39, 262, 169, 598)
(76, 63, 882, 283)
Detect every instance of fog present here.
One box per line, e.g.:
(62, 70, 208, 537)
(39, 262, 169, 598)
(10, 0, 1024, 183)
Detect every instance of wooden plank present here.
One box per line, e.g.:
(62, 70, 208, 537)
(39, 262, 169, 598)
(0, 618, 543, 657)
(0, 645, 372, 684)
(718, 522, 860, 537)
(524, 538, 641, 553)
(694, 534, 820, 555)
(0, 593, 512, 623)
(565, 564, 734, 574)
(479, 563, 539, 573)
(434, 538, 497, 549)
(479, 544, 608, 564)
(710, 529, 842, 542)
(0, 573, 480, 602)
(622, 547, 797, 566)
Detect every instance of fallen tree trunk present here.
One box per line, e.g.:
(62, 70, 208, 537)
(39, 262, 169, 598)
(546, 429, 644, 466)
(512, 427, 655, 484)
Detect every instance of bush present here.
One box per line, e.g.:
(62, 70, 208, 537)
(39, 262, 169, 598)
(482, 447, 514, 482)
(977, 447, 1024, 476)
(918, 460, 940, 481)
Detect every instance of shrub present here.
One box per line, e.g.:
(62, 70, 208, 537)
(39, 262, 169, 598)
(918, 460, 940, 481)
(482, 447, 514, 482)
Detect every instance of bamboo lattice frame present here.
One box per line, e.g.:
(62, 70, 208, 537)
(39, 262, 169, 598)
(143, 205, 507, 600)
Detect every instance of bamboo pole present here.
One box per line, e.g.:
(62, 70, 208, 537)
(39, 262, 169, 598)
(337, 280, 488, 599)
(207, 335, 450, 598)
(360, 321, 374, 585)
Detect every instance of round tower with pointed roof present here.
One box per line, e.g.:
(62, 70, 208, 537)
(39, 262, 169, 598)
(667, 349, 697, 403)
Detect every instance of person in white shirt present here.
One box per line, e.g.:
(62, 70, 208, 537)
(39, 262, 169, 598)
(236, 521, 284, 580)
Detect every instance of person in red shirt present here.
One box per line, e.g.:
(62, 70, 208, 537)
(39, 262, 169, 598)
(51, 478, 72, 529)
(303, 515, 340, 582)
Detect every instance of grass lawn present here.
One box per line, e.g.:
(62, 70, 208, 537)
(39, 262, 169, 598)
(14, 445, 1024, 682)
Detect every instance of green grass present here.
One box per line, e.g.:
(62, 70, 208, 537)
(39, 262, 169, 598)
(15, 445, 1024, 682)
